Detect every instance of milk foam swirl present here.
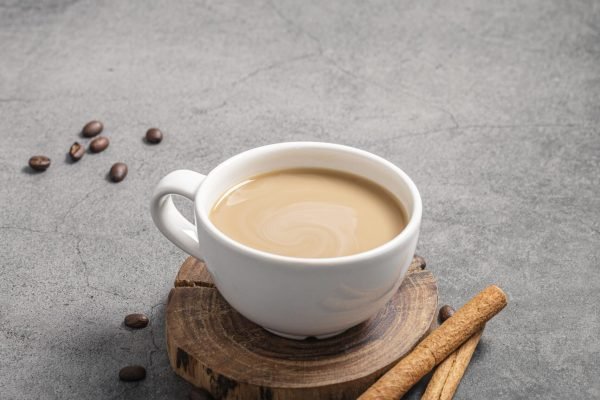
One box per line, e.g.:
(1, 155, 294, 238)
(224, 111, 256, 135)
(247, 202, 359, 258)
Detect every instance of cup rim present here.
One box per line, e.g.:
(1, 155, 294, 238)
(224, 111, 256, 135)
(195, 142, 422, 265)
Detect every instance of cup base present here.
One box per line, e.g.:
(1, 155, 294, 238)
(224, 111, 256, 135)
(263, 327, 347, 340)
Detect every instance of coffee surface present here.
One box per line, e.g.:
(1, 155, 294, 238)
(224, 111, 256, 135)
(210, 168, 407, 258)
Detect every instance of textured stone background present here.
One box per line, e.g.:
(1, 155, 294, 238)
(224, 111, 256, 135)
(1, 1, 599, 399)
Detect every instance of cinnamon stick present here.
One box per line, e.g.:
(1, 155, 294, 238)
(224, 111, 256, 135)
(421, 351, 457, 398)
(358, 285, 507, 400)
(422, 327, 483, 399)
(421, 305, 482, 400)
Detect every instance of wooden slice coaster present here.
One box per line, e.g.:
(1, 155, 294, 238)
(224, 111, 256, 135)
(166, 256, 437, 400)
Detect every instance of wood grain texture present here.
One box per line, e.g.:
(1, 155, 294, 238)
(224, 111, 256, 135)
(166, 255, 437, 399)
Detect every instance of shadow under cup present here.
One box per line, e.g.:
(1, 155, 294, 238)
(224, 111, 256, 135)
(191, 143, 421, 339)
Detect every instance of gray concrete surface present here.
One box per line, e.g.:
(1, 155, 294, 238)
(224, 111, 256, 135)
(1, 0, 599, 399)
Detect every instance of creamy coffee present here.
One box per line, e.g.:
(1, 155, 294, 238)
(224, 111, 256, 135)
(210, 168, 407, 258)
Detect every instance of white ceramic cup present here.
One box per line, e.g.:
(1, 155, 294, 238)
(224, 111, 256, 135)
(151, 142, 422, 339)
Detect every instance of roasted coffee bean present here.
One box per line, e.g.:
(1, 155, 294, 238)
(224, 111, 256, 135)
(89, 136, 109, 153)
(413, 254, 426, 270)
(145, 128, 163, 144)
(124, 313, 149, 329)
(119, 365, 146, 381)
(438, 305, 456, 323)
(69, 142, 85, 161)
(109, 162, 128, 182)
(82, 120, 103, 137)
(28, 155, 51, 171)
(189, 388, 214, 400)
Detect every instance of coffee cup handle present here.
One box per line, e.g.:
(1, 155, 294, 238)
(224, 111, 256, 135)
(150, 170, 206, 261)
